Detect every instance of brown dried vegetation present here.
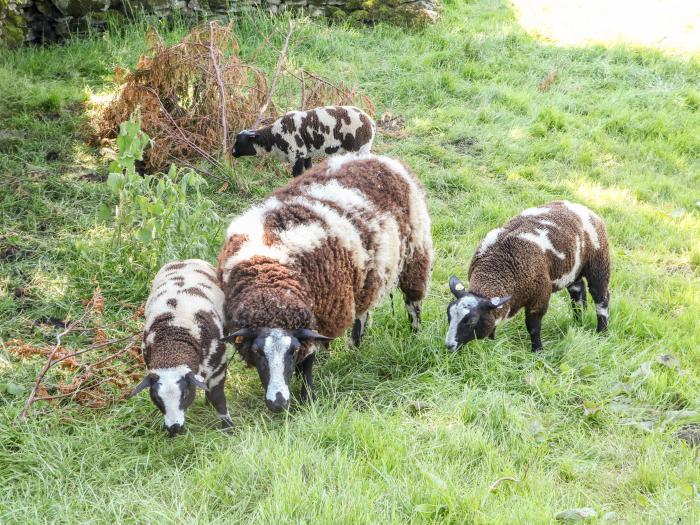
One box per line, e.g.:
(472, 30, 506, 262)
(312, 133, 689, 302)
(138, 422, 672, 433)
(95, 22, 373, 172)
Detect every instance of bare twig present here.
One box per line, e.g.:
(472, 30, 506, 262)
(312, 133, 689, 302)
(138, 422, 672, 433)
(253, 20, 294, 129)
(20, 307, 93, 419)
(209, 22, 228, 156)
(47, 333, 139, 369)
(488, 476, 519, 493)
(300, 69, 306, 111)
(33, 377, 114, 403)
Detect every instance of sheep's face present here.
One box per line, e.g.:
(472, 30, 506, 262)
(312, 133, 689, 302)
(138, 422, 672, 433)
(225, 327, 330, 413)
(130, 365, 207, 436)
(445, 276, 511, 351)
(232, 130, 260, 157)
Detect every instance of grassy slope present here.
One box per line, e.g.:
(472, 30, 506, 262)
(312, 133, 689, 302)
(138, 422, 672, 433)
(1, 1, 699, 522)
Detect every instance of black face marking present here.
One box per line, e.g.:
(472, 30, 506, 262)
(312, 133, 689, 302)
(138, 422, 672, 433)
(232, 131, 258, 157)
(229, 327, 330, 412)
(445, 293, 508, 350)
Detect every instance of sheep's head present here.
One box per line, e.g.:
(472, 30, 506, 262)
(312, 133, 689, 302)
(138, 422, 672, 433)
(130, 365, 207, 436)
(445, 276, 511, 351)
(232, 130, 261, 158)
(224, 327, 330, 413)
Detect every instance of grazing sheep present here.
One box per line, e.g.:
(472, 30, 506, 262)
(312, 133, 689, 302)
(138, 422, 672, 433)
(445, 200, 610, 352)
(232, 106, 376, 176)
(218, 153, 433, 412)
(131, 259, 233, 436)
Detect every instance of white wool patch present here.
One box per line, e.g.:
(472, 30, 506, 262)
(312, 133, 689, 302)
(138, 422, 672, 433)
(316, 107, 338, 131)
(145, 259, 225, 344)
(222, 199, 288, 283)
(520, 206, 550, 216)
(377, 156, 433, 267)
(152, 365, 190, 428)
(478, 227, 504, 255)
(445, 296, 479, 348)
(287, 196, 369, 270)
(517, 228, 566, 259)
(304, 179, 371, 211)
(277, 222, 329, 254)
(371, 216, 403, 303)
(264, 330, 291, 403)
(595, 304, 609, 317)
(337, 108, 366, 141)
(327, 152, 374, 173)
(553, 236, 582, 289)
(561, 200, 601, 249)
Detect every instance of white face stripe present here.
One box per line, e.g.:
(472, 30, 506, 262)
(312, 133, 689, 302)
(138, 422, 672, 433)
(445, 296, 479, 347)
(264, 330, 291, 403)
(152, 365, 189, 428)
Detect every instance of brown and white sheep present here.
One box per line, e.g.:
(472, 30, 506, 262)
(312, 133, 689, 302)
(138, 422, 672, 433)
(131, 259, 233, 435)
(218, 153, 433, 412)
(232, 106, 375, 176)
(445, 200, 610, 352)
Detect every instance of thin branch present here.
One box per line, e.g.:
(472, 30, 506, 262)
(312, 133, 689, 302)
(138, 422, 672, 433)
(34, 377, 115, 402)
(488, 477, 519, 493)
(209, 22, 228, 156)
(253, 20, 294, 129)
(20, 306, 93, 420)
(47, 332, 139, 369)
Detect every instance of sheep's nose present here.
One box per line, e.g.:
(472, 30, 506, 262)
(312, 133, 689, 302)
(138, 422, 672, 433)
(446, 342, 458, 352)
(166, 423, 185, 437)
(265, 393, 290, 413)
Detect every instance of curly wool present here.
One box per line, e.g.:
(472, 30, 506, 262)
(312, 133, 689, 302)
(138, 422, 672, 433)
(218, 154, 433, 344)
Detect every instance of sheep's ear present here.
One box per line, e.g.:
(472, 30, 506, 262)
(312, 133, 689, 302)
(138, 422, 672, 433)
(293, 329, 332, 342)
(449, 276, 468, 298)
(486, 295, 512, 309)
(222, 328, 256, 344)
(129, 375, 154, 398)
(186, 372, 208, 391)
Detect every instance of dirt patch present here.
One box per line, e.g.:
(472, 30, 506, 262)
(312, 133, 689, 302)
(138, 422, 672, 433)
(677, 424, 700, 447)
(376, 112, 406, 137)
(0, 245, 32, 262)
(449, 136, 482, 155)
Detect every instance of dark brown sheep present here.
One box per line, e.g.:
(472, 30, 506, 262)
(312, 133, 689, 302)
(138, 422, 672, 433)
(445, 201, 610, 352)
(232, 106, 375, 176)
(218, 154, 433, 412)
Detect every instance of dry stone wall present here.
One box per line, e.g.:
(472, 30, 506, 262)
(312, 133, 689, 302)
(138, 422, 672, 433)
(1, 0, 438, 46)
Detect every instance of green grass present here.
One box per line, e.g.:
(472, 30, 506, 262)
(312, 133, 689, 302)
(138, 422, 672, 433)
(2, 1, 700, 523)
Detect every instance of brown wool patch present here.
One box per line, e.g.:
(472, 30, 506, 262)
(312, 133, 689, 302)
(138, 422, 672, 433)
(164, 262, 187, 271)
(167, 298, 177, 308)
(181, 287, 210, 300)
(194, 268, 218, 284)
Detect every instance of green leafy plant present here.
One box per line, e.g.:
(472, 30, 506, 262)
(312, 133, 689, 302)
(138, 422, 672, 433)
(102, 117, 221, 266)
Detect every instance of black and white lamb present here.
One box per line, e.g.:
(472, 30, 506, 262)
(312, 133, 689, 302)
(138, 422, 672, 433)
(445, 200, 610, 352)
(131, 259, 233, 436)
(217, 154, 433, 413)
(232, 105, 376, 176)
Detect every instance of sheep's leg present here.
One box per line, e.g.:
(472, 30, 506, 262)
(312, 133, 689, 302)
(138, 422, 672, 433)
(567, 278, 588, 322)
(352, 312, 369, 346)
(588, 279, 610, 332)
(584, 255, 611, 332)
(304, 157, 312, 170)
(205, 367, 233, 431)
(398, 250, 431, 332)
(292, 158, 305, 177)
(489, 329, 496, 340)
(404, 300, 422, 332)
(298, 353, 315, 403)
(525, 309, 545, 352)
